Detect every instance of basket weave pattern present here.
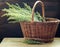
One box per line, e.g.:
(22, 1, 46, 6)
(20, 22, 59, 42)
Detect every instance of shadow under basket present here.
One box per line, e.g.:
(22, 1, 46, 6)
(20, 18, 60, 42)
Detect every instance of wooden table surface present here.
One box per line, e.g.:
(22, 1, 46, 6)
(0, 38, 60, 47)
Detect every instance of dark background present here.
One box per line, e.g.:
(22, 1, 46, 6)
(0, 0, 60, 42)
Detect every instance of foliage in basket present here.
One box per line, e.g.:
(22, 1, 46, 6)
(2, 2, 45, 23)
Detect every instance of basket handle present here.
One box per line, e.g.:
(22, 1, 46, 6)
(31, 1, 45, 22)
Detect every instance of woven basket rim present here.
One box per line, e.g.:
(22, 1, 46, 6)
(20, 18, 60, 23)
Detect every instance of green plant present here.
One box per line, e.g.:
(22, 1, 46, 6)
(2, 2, 45, 23)
(22, 39, 44, 44)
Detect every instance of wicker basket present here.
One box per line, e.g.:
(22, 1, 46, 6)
(20, 1, 60, 42)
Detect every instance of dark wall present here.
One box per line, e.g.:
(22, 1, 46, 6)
(0, 0, 60, 42)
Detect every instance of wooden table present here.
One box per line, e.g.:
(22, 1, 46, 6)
(0, 38, 60, 47)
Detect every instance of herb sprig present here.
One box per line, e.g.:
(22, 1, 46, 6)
(2, 2, 45, 23)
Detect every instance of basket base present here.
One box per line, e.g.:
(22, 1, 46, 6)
(24, 38, 54, 43)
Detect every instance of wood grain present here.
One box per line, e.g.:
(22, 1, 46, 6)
(0, 38, 60, 47)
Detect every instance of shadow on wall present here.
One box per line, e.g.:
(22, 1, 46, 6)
(0, 23, 23, 42)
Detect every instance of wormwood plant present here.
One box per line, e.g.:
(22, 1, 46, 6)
(2, 2, 45, 23)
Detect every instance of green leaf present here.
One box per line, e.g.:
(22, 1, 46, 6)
(22, 39, 44, 44)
